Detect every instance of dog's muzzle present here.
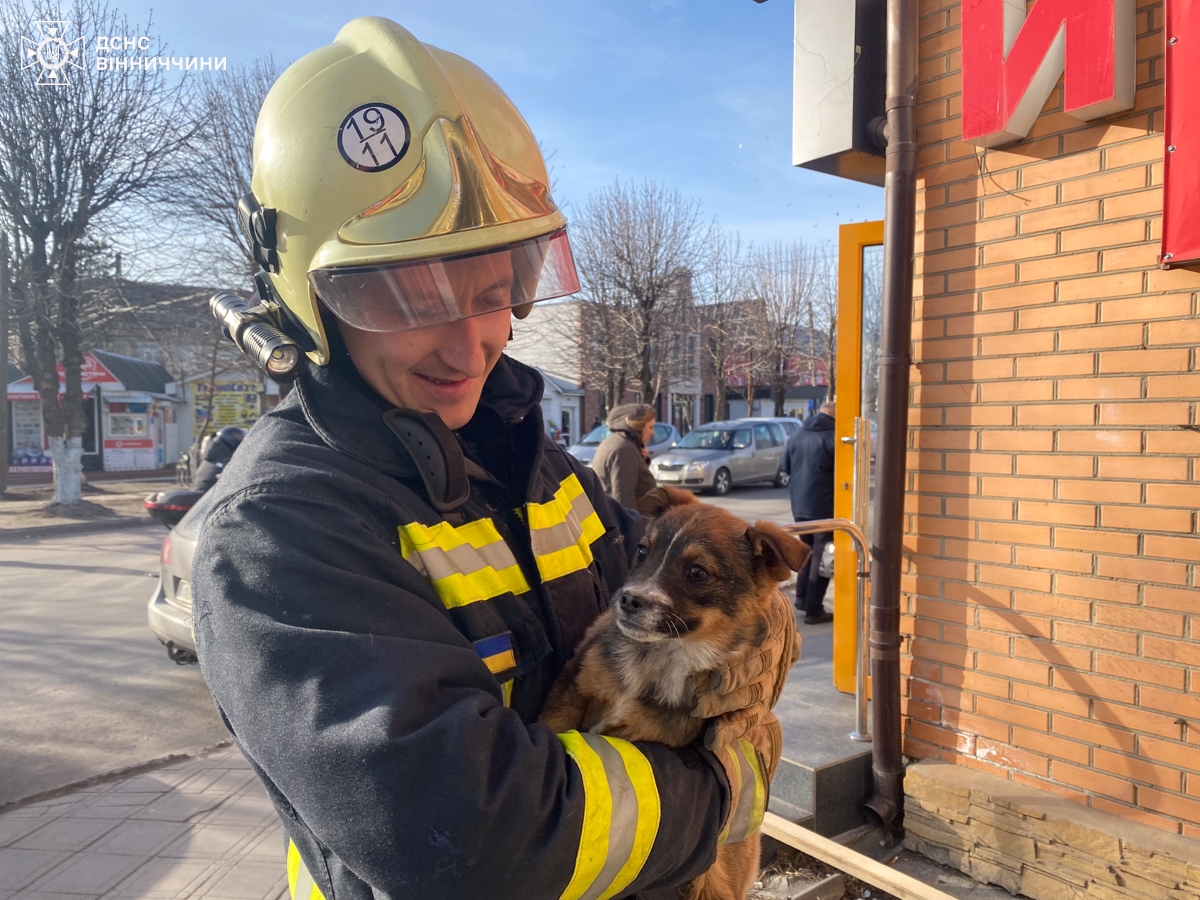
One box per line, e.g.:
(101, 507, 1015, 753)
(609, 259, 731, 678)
(615, 589, 685, 641)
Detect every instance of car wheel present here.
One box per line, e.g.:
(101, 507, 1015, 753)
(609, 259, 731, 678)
(774, 469, 790, 488)
(711, 468, 732, 496)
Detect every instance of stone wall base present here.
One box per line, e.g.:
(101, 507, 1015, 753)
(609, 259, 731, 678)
(904, 760, 1200, 900)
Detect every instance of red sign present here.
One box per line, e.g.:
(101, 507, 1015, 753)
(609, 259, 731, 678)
(962, 0, 1199, 267)
(103, 439, 153, 449)
(7, 352, 122, 398)
(1162, 0, 1200, 266)
(961, 0, 1135, 147)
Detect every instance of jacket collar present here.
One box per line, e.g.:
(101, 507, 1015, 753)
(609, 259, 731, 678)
(293, 353, 545, 480)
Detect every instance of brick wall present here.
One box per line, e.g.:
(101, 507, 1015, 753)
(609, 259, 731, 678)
(904, 0, 1200, 837)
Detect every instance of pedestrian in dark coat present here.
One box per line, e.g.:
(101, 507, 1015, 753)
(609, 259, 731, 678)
(590, 403, 658, 510)
(781, 401, 836, 623)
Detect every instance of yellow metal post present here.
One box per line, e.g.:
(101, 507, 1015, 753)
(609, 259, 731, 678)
(832, 221, 884, 694)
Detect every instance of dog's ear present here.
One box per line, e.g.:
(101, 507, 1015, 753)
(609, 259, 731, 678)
(638, 486, 698, 518)
(747, 521, 811, 583)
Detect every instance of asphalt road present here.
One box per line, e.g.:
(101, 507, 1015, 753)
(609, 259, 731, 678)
(0, 528, 229, 807)
(698, 483, 794, 525)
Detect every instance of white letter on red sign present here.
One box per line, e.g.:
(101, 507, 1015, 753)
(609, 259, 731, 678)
(962, 0, 1135, 147)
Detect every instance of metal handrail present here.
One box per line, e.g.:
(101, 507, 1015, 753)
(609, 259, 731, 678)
(782, 516, 872, 743)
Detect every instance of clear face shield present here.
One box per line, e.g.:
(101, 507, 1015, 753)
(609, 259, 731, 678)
(308, 228, 579, 332)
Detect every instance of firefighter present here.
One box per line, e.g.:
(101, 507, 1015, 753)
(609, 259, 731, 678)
(192, 17, 797, 900)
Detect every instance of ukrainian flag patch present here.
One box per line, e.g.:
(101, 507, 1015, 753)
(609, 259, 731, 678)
(474, 633, 517, 679)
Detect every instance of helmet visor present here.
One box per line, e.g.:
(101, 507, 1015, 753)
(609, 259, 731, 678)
(309, 229, 580, 332)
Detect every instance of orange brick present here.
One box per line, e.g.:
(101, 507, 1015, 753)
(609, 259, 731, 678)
(1054, 527, 1137, 556)
(941, 668, 1012, 699)
(1143, 585, 1198, 614)
(1146, 374, 1200, 399)
(1058, 273, 1147, 303)
(916, 336, 976, 360)
(1060, 166, 1150, 201)
(1019, 253, 1099, 283)
(977, 605, 1053, 636)
(1099, 401, 1189, 425)
(1095, 604, 1185, 637)
(1099, 348, 1190, 374)
(1105, 137, 1167, 168)
(1016, 354, 1096, 378)
(1013, 545, 1092, 573)
(1016, 404, 1096, 426)
(980, 431, 1056, 452)
(1095, 653, 1186, 691)
(1054, 575, 1138, 606)
(1021, 201, 1101, 234)
(1053, 761, 1137, 803)
(944, 406, 1017, 427)
(1050, 668, 1136, 704)
(976, 520, 1051, 545)
(1017, 302, 1098, 330)
(1140, 737, 1200, 774)
(1056, 377, 1141, 400)
(981, 380, 1055, 402)
(1143, 535, 1200, 563)
(1149, 319, 1200, 347)
(1021, 151, 1102, 188)
(1052, 714, 1135, 755)
(1141, 687, 1200, 722)
(944, 310, 1016, 337)
(1100, 293, 1193, 323)
(977, 696, 1049, 733)
(1055, 621, 1138, 654)
(1145, 432, 1200, 454)
(980, 476, 1055, 500)
(1096, 554, 1189, 586)
(981, 184, 1059, 218)
(975, 740, 1051, 778)
(947, 216, 1018, 247)
(943, 453, 1014, 476)
(1059, 323, 1146, 351)
(942, 624, 1011, 653)
(1017, 500, 1097, 526)
(1012, 592, 1092, 622)
(979, 281, 1058, 311)
(1060, 220, 1148, 252)
(1103, 187, 1164, 220)
(911, 597, 974, 625)
(1013, 726, 1091, 765)
(946, 263, 1018, 293)
(976, 651, 1051, 685)
(1060, 480, 1142, 504)
(1099, 455, 1188, 481)
(1100, 242, 1162, 272)
(1137, 788, 1200, 825)
(1012, 682, 1091, 718)
(1100, 505, 1192, 533)
(1015, 454, 1094, 477)
(1146, 266, 1200, 292)
(980, 330, 1055, 357)
(942, 710, 1011, 743)
(1055, 430, 1141, 453)
(945, 358, 1016, 381)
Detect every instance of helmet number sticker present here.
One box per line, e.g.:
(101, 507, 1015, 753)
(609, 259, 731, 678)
(337, 103, 411, 173)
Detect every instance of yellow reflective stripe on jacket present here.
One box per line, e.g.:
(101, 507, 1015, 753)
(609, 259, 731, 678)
(557, 731, 661, 900)
(398, 517, 531, 608)
(716, 738, 766, 845)
(287, 839, 327, 900)
(528, 475, 607, 583)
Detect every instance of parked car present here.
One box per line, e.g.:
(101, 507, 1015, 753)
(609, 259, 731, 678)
(147, 489, 218, 664)
(567, 422, 680, 465)
(737, 416, 803, 441)
(649, 420, 789, 495)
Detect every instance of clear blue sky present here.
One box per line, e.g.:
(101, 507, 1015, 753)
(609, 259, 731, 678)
(136, 0, 882, 248)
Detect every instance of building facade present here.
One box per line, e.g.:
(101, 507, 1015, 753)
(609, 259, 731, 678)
(894, 0, 1200, 865)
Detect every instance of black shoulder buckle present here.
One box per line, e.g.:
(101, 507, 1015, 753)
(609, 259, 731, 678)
(383, 410, 471, 514)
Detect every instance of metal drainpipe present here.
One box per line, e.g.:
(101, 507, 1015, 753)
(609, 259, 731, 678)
(863, 0, 918, 833)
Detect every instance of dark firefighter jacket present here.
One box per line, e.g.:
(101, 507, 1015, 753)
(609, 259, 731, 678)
(191, 353, 729, 900)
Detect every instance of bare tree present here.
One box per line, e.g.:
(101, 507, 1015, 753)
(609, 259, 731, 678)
(572, 180, 707, 411)
(697, 229, 751, 422)
(0, 0, 191, 505)
(750, 242, 823, 416)
(172, 56, 280, 287)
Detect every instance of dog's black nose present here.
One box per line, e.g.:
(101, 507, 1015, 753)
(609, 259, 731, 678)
(618, 591, 642, 613)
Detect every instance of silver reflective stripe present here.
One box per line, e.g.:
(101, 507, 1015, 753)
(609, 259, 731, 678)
(580, 735, 641, 900)
(529, 490, 597, 556)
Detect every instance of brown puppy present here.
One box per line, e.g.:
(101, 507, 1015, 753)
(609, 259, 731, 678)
(539, 487, 809, 900)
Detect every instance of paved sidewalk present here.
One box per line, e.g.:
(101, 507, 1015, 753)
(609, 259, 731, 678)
(0, 746, 287, 900)
(0, 480, 175, 540)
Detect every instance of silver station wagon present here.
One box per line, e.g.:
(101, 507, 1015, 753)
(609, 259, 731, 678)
(649, 420, 789, 495)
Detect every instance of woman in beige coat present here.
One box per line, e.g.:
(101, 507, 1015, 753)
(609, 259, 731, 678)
(590, 404, 658, 509)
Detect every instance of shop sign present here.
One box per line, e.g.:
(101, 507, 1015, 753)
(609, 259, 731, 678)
(962, 0, 1200, 267)
(193, 381, 262, 438)
(5, 352, 121, 398)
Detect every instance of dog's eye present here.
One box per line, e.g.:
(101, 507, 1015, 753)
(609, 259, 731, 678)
(636, 544, 648, 561)
(687, 564, 709, 583)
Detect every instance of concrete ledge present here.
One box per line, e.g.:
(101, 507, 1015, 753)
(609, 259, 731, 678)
(904, 760, 1200, 899)
(0, 516, 158, 543)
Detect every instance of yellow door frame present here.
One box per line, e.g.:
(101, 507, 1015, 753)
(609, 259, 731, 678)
(832, 220, 884, 694)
